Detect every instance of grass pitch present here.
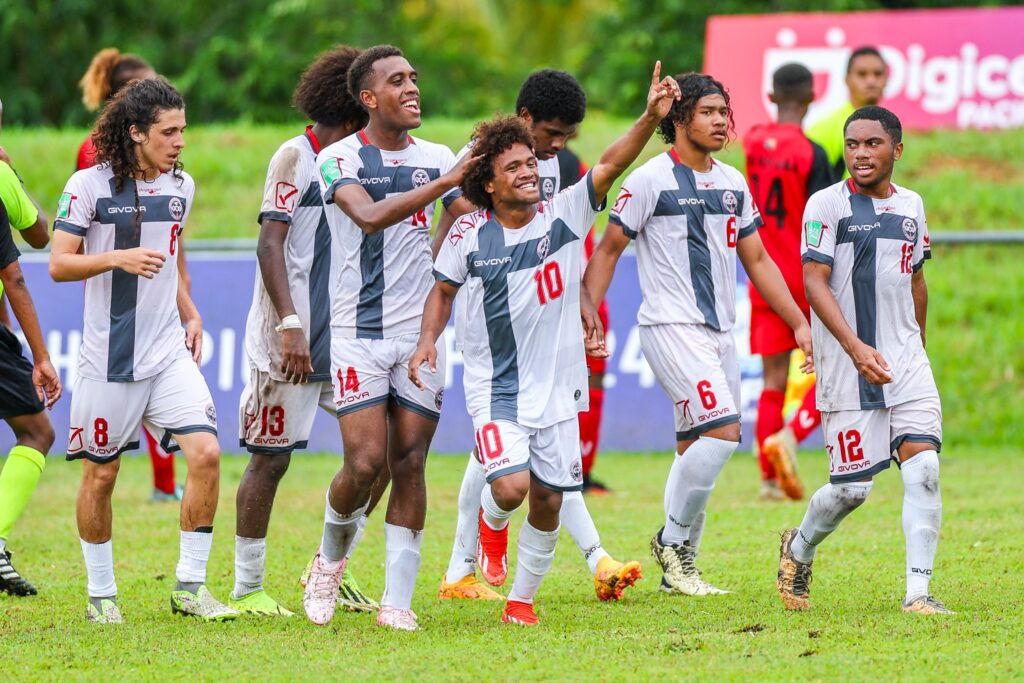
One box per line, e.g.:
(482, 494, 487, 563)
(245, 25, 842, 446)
(1, 448, 1018, 681)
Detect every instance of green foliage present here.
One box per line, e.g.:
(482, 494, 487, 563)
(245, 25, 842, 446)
(2, 450, 1020, 680)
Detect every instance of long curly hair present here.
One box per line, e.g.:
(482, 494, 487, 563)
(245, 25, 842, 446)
(93, 77, 185, 192)
(460, 116, 536, 211)
(657, 72, 735, 145)
(294, 45, 368, 128)
(79, 47, 152, 111)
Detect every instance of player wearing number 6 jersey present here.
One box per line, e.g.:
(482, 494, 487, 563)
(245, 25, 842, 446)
(778, 107, 950, 616)
(585, 72, 812, 598)
(412, 62, 680, 625)
(50, 78, 235, 623)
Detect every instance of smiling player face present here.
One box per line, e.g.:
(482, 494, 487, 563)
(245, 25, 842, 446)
(682, 94, 730, 154)
(367, 56, 422, 130)
(844, 119, 902, 191)
(486, 143, 541, 208)
(132, 108, 186, 176)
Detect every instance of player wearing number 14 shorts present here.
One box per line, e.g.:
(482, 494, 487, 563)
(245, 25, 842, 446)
(585, 73, 812, 597)
(777, 107, 951, 616)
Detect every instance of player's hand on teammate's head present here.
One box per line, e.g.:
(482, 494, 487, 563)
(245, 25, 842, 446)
(116, 247, 165, 279)
(183, 316, 203, 365)
(795, 324, 814, 374)
(646, 61, 682, 120)
(408, 342, 437, 390)
(32, 358, 62, 409)
(447, 150, 484, 186)
(850, 340, 892, 385)
(281, 328, 313, 384)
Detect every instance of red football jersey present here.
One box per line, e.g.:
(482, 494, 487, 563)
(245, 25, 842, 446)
(743, 122, 833, 309)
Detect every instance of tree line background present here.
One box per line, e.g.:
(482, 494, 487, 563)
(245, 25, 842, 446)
(1, 0, 1009, 127)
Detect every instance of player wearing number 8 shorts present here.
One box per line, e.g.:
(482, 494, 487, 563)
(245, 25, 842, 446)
(777, 107, 950, 616)
(585, 72, 813, 598)
(50, 78, 235, 623)
(413, 62, 680, 625)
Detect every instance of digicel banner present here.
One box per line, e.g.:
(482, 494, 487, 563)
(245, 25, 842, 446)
(704, 7, 1024, 131)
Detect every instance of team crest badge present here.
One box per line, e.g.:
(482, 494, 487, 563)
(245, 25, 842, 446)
(902, 217, 918, 241)
(205, 403, 217, 427)
(412, 168, 430, 187)
(541, 177, 555, 200)
(435, 389, 444, 410)
(722, 190, 738, 214)
(536, 234, 550, 261)
(168, 197, 185, 221)
(571, 460, 583, 482)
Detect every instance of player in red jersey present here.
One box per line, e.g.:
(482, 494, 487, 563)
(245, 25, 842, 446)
(78, 48, 184, 503)
(557, 146, 612, 494)
(743, 64, 835, 501)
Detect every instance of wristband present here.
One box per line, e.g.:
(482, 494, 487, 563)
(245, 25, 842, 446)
(275, 314, 302, 332)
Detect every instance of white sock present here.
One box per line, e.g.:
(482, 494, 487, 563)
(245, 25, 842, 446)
(560, 491, 608, 574)
(507, 521, 559, 604)
(344, 515, 369, 562)
(480, 483, 513, 531)
(176, 529, 214, 584)
(321, 495, 367, 564)
(662, 437, 737, 545)
(790, 482, 873, 564)
(233, 535, 266, 599)
(901, 451, 941, 601)
(381, 523, 423, 611)
(689, 510, 706, 558)
(445, 453, 487, 583)
(81, 539, 116, 598)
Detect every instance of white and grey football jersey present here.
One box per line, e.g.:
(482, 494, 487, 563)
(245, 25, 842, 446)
(434, 173, 602, 428)
(317, 130, 458, 339)
(54, 165, 193, 382)
(244, 128, 332, 382)
(609, 151, 762, 331)
(801, 178, 937, 412)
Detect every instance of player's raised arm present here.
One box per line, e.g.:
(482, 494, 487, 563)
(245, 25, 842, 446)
(408, 279, 458, 390)
(590, 61, 680, 201)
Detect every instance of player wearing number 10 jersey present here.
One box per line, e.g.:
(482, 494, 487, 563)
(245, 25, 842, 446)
(778, 107, 950, 616)
(743, 64, 835, 502)
(585, 73, 812, 598)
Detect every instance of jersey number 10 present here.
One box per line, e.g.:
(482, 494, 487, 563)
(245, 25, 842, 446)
(535, 262, 564, 305)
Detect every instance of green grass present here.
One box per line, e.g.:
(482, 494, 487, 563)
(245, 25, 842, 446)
(3, 119, 1023, 240)
(1, 449, 1019, 681)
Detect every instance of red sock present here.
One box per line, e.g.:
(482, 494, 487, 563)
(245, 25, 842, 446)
(787, 383, 822, 443)
(145, 427, 176, 494)
(756, 388, 786, 481)
(579, 387, 604, 477)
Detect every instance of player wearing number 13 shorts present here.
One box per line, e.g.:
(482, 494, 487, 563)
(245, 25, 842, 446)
(584, 73, 812, 598)
(778, 107, 950, 616)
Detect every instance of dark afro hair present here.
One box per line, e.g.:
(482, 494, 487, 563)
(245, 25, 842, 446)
(515, 70, 587, 126)
(847, 46, 885, 74)
(460, 116, 536, 211)
(293, 45, 368, 128)
(347, 44, 404, 109)
(772, 63, 814, 102)
(844, 105, 902, 144)
(657, 72, 734, 145)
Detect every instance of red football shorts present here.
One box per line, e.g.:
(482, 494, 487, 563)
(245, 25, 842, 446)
(586, 300, 610, 374)
(749, 302, 810, 357)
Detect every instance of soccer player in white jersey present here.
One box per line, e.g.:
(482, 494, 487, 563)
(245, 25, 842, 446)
(434, 71, 642, 603)
(302, 45, 477, 632)
(777, 106, 951, 615)
(411, 62, 681, 625)
(49, 78, 235, 623)
(584, 72, 813, 597)
(232, 47, 378, 617)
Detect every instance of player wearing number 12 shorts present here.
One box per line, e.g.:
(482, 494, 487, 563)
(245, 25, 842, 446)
(743, 63, 835, 502)
(778, 107, 950, 616)
(50, 78, 234, 623)
(585, 73, 812, 598)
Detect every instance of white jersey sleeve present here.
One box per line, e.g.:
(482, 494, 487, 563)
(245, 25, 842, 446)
(607, 168, 655, 238)
(54, 170, 98, 236)
(550, 170, 604, 239)
(259, 144, 311, 225)
(801, 189, 839, 267)
(912, 194, 928, 270)
(736, 172, 761, 239)
(433, 214, 473, 287)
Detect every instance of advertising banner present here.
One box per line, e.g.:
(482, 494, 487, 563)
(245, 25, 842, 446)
(3, 253, 772, 456)
(704, 7, 1024, 132)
